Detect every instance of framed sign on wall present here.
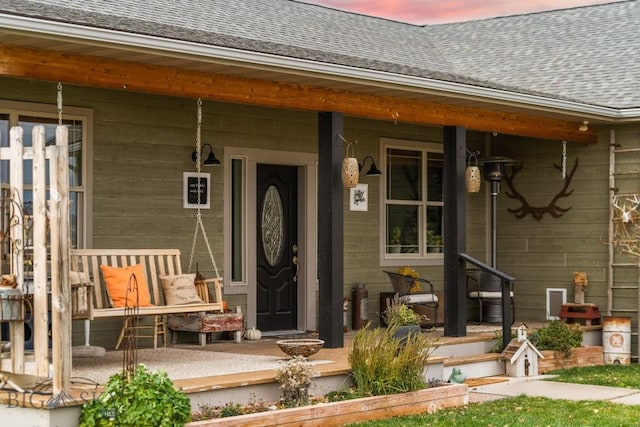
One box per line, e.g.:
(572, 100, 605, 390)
(183, 172, 211, 209)
(349, 183, 368, 211)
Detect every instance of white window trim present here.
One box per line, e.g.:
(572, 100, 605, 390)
(379, 137, 443, 267)
(0, 99, 93, 248)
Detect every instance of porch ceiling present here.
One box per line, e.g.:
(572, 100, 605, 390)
(0, 30, 599, 143)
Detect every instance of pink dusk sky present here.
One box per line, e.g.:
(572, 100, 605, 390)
(300, 0, 623, 24)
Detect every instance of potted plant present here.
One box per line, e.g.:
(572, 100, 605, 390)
(426, 230, 443, 253)
(389, 226, 402, 253)
(383, 294, 426, 342)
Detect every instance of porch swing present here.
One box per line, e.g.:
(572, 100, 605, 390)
(166, 99, 243, 345)
(186, 98, 224, 307)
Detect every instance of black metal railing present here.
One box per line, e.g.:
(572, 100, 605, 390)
(459, 253, 515, 349)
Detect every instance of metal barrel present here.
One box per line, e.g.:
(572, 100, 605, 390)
(602, 316, 631, 365)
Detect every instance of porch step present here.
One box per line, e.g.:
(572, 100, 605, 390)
(432, 334, 497, 358)
(430, 333, 504, 380)
(443, 353, 504, 380)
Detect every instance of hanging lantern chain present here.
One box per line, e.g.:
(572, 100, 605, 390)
(562, 140, 567, 180)
(57, 82, 63, 126)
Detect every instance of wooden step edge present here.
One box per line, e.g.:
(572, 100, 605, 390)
(435, 334, 499, 346)
(444, 353, 501, 367)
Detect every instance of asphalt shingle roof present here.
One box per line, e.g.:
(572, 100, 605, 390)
(427, 0, 640, 109)
(0, 0, 638, 109)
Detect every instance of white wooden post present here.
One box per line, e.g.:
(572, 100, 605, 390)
(51, 124, 71, 394)
(32, 125, 49, 378)
(0, 124, 72, 393)
(8, 126, 25, 373)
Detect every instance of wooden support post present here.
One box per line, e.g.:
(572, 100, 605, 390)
(443, 126, 467, 337)
(318, 112, 344, 348)
(32, 125, 49, 378)
(8, 127, 25, 373)
(50, 125, 71, 394)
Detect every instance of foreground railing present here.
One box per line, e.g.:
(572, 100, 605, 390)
(459, 253, 515, 349)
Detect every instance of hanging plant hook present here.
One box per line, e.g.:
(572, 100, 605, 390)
(338, 134, 357, 158)
(466, 149, 479, 167)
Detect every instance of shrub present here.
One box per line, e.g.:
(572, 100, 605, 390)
(79, 364, 191, 427)
(219, 402, 243, 418)
(348, 323, 436, 396)
(275, 355, 318, 407)
(528, 320, 583, 358)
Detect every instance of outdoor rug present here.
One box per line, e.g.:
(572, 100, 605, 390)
(72, 347, 331, 384)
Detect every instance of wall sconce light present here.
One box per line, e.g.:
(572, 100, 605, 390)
(191, 143, 220, 166)
(579, 121, 589, 132)
(358, 156, 382, 176)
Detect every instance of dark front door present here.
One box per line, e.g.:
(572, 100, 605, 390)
(256, 164, 298, 331)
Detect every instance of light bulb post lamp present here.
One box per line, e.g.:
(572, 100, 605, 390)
(358, 156, 382, 176)
(478, 156, 519, 328)
(191, 143, 221, 166)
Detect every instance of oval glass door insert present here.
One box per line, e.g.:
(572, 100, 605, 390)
(261, 185, 284, 266)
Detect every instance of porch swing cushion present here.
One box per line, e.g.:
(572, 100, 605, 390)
(160, 274, 204, 305)
(101, 264, 152, 308)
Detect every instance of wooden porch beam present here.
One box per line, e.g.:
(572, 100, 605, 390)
(0, 44, 596, 143)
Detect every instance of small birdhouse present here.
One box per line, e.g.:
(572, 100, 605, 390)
(500, 334, 544, 378)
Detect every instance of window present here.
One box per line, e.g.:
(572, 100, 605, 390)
(383, 138, 443, 261)
(231, 156, 246, 283)
(0, 101, 90, 250)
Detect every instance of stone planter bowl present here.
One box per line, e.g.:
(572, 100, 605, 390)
(276, 339, 325, 357)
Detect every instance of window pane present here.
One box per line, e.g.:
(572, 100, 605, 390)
(70, 192, 80, 248)
(427, 152, 443, 202)
(18, 117, 83, 187)
(387, 204, 419, 253)
(231, 158, 244, 282)
(19, 116, 58, 147)
(426, 206, 443, 253)
(68, 120, 83, 186)
(0, 113, 8, 147)
(387, 148, 421, 201)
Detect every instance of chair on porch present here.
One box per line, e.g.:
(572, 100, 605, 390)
(383, 271, 439, 326)
(466, 269, 515, 324)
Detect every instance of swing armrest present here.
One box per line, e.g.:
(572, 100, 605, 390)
(195, 277, 224, 308)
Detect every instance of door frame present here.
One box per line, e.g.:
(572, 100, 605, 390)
(223, 147, 318, 332)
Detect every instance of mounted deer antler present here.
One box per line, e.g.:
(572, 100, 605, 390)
(503, 158, 578, 220)
(613, 194, 640, 223)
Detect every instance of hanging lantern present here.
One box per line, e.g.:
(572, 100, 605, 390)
(342, 157, 359, 188)
(466, 151, 481, 193)
(340, 135, 359, 188)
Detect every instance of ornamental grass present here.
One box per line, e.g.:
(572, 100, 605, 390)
(348, 323, 436, 396)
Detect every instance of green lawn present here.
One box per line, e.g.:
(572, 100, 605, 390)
(348, 364, 640, 427)
(352, 396, 640, 427)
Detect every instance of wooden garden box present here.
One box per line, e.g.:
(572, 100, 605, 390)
(538, 346, 603, 373)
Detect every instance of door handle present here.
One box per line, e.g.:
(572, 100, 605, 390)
(292, 244, 299, 282)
